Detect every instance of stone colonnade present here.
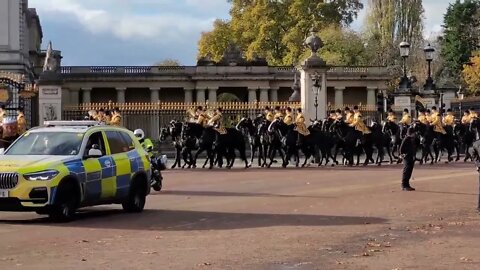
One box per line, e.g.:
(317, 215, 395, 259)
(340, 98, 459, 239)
(74, 86, 382, 105)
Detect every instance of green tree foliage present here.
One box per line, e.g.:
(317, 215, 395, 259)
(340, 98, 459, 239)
(198, 0, 363, 65)
(441, 0, 480, 81)
(318, 25, 368, 66)
(363, 0, 424, 66)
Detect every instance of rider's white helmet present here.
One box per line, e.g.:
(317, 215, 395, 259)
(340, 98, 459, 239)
(133, 129, 145, 140)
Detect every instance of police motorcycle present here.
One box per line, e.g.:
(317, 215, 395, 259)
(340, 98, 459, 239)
(134, 129, 166, 191)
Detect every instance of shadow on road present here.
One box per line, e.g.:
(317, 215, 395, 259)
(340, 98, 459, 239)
(158, 190, 333, 199)
(0, 209, 387, 231)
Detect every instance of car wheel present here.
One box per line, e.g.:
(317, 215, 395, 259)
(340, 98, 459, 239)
(122, 178, 147, 213)
(48, 181, 78, 222)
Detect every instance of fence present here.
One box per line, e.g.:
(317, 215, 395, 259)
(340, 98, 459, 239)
(63, 102, 302, 139)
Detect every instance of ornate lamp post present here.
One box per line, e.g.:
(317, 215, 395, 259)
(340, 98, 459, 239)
(311, 72, 321, 120)
(423, 43, 436, 90)
(399, 41, 411, 91)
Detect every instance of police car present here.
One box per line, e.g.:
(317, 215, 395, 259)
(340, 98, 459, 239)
(0, 121, 151, 221)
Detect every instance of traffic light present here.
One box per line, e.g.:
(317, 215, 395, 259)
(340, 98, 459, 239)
(376, 94, 384, 112)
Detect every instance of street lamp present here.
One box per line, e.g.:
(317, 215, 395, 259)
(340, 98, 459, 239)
(312, 72, 321, 120)
(424, 43, 436, 90)
(399, 41, 411, 91)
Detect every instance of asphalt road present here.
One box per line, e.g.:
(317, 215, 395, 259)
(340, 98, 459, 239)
(0, 163, 479, 270)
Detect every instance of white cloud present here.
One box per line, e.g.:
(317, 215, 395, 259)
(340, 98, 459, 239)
(29, 0, 218, 43)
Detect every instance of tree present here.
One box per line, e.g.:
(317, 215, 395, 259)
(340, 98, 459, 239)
(363, 0, 425, 67)
(318, 26, 368, 66)
(198, 0, 364, 65)
(154, 59, 181, 66)
(441, 0, 480, 81)
(198, 20, 234, 63)
(462, 53, 480, 95)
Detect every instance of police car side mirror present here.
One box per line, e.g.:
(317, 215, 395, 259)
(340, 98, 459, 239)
(87, 148, 103, 158)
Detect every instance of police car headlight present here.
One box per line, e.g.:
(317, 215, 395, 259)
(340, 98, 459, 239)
(23, 170, 59, 181)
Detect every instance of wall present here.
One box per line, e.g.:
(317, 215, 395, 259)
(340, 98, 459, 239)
(344, 87, 367, 105)
(159, 88, 182, 102)
(91, 88, 116, 103)
(125, 88, 150, 102)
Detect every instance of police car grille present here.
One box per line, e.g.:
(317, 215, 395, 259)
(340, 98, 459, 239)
(0, 173, 18, 189)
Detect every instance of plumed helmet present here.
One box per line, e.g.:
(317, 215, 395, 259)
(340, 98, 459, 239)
(133, 129, 145, 140)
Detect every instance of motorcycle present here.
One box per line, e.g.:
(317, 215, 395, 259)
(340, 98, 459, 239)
(146, 145, 167, 191)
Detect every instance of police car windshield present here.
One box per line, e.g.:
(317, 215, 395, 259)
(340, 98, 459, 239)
(5, 132, 83, 156)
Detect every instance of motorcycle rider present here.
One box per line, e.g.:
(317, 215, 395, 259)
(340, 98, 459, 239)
(134, 129, 154, 156)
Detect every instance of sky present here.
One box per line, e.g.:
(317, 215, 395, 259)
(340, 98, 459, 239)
(29, 0, 453, 66)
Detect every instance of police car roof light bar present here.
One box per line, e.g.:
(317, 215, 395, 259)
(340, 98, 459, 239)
(43, 120, 101, 127)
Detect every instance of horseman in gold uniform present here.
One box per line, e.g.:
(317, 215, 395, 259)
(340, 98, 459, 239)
(295, 108, 310, 146)
(264, 106, 274, 123)
(110, 107, 122, 127)
(399, 108, 412, 137)
(461, 110, 471, 125)
(209, 107, 227, 135)
(16, 107, 27, 135)
(195, 106, 209, 127)
(350, 106, 371, 135)
(443, 108, 455, 135)
(344, 107, 354, 125)
(274, 106, 283, 120)
(469, 108, 478, 123)
(283, 107, 294, 126)
(417, 109, 429, 125)
(386, 109, 397, 123)
(425, 109, 432, 123)
(430, 106, 446, 135)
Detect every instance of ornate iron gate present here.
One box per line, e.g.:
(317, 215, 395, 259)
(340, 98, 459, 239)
(0, 72, 36, 128)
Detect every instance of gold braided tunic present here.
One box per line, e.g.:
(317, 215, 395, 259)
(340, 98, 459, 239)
(196, 113, 209, 127)
(265, 112, 274, 122)
(386, 114, 397, 123)
(399, 113, 412, 125)
(430, 112, 446, 134)
(350, 112, 371, 134)
(461, 115, 470, 125)
(345, 112, 354, 124)
(110, 114, 122, 126)
(274, 111, 283, 120)
(283, 112, 294, 126)
(443, 114, 455, 126)
(17, 113, 26, 134)
(418, 114, 429, 125)
(295, 113, 310, 136)
(209, 112, 227, 135)
(469, 112, 478, 123)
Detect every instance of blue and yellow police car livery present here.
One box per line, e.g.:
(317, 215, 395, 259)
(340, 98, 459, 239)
(0, 121, 151, 221)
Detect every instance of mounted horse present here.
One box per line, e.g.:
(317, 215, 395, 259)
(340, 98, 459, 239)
(236, 116, 265, 167)
(159, 120, 186, 169)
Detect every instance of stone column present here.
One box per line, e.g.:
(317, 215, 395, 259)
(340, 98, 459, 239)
(334, 87, 344, 108)
(248, 88, 257, 103)
(367, 87, 376, 106)
(300, 68, 328, 121)
(116, 87, 126, 103)
(150, 88, 160, 102)
(208, 88, 217, 103)
(81, 87, 92, 103)
(184, 88, 194, 103)
(196, 88, 206, 104)
(269, 88, 278, 102)
(259, 88, 269, 102)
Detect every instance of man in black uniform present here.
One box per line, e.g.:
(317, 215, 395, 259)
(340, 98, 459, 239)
(400, 127, 417, 191)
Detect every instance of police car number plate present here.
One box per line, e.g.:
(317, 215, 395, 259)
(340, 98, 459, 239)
(0, 189, 8, 198)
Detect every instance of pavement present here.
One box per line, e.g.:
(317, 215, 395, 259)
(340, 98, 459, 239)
(0, 163, 479, 270)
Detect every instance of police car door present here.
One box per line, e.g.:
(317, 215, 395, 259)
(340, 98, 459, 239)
(82, 131, 106, 203)
(104, 131, 132, 200)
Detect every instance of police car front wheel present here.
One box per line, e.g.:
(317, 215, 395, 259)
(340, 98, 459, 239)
(47, 180, 79, 222)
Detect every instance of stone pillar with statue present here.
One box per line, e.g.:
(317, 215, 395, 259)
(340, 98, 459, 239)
(37, 41, 63, 124)
(299, 28, 329, 121)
